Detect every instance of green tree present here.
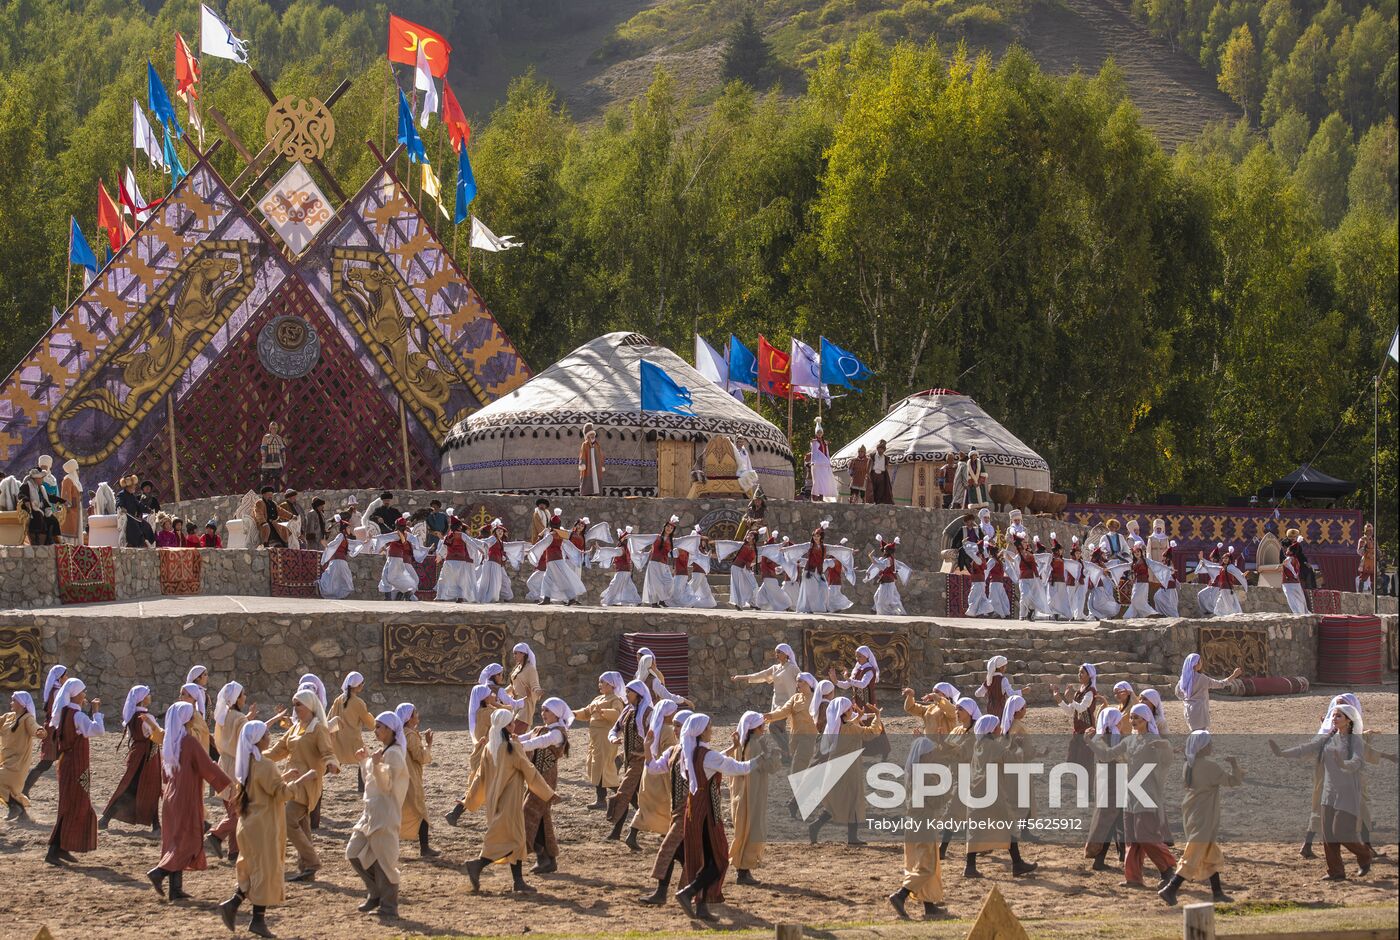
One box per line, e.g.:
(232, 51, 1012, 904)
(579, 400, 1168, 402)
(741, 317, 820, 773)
(1218, 24, 1262, 118)
(1347, 118, 1399, 217)
(721, 10, 774, 86)
(1294, 112, 1356, 226)
(1269, 108, 1312, 167)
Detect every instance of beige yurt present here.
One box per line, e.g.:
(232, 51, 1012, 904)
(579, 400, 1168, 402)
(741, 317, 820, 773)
(440, 332, 795, 497)
(830, 388, 1051, 507)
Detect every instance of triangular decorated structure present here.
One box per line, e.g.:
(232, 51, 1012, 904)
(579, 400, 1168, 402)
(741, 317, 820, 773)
(0, 150, 529, 497)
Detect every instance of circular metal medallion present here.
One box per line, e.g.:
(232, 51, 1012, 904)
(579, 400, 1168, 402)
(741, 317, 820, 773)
(258, 315, 320, 379)
(265, 96, 336, 161)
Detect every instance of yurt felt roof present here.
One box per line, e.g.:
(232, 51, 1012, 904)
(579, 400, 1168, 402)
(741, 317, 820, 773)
(830, 388, 1049, 471)
(444, 332, 791, 453)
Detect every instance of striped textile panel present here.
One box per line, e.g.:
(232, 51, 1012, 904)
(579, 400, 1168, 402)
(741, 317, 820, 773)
(617, 632, 689, 697)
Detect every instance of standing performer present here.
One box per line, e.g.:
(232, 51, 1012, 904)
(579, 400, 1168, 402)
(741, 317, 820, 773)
(847, 444, 871, 503)
(809, 420, 838, 501)
(1088, 704, 1176, 888)
(317, 516, 357, 600)
(1067, 537, 1088, 620)
(1124, 543, 1156, 618)
(100, 684, 163, 831)
(396, 702, 437, 858)
(45, 678, 105, 865)
(598, 527, 642, 607)
(965, 537, 992, 616)
(1086, 540, 1122, 620)
(1139, 688, 1171, 738)
(1013, 535, 1046, 621)
(765, 672, 821, 776)
(684, 535, 718, 609)
(1150, 542, 1181, 618)
(346, 712, 409, 919)
(1356, 522, 1375, 593)
(824, 538, 856, 612)
(869, 440, 894, 504)
(1084, 706, 1126, 870)
(1175, 654, 1242, 733)
(329, 672, 376, 794)
(888, 736, 945, 919)
(1051, 664, 1103, 788)
(464, 710, 557, 894)
(181, 681, 213, 755)
(723, 529, 761, 610)
(1282, 538, 1309, 615)
(1046, 536, 1074, 620)
(218, 721, 319, 937)
(606, 680, 654, 840)
(520, 698, 573, 873)
(444, 683, 509, 827)
(963, 714, 1038, 879)
(574, 672, 625, 809)
(807, 699, 885, 845)
(148, 701, 233, 899)
(727, 711, 780, 886)
(435, 513, 478, 603)
(628, 699, 681, 851)
(579, 423, 606, 495)
(23, 664, 67, 796)
(732, 643, 800, 756)
(508, 643, 542, 732)
(265, 689, 340, 882)
(963, 450, 989, 508)
(975, 656, 1017, 722)
(902, 682, 959, 736)
(866, 536, 909, 616)
(671, 713, 754, 920)
(376, 517, 426, 601)
(755, 530, 793, 612)
(477, 519, 519, 603)
(1, 691, 42, 822)
(641, 517, 679, 607)
(1159, 730, 1241, 905)
(209, 682, 255, 861)
(832, 645, 885, 760)
(794, 523, 830, 613)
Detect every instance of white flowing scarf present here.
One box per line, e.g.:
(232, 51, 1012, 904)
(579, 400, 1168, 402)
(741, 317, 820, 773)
(235, 720, 268, 786)
(162, 701, 194, 775)
(679, 713, 711, 793)
(215, 681, 243, 728)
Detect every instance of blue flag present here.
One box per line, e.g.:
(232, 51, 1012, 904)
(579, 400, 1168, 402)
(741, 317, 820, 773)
(455, 147, 477, 224)
(727, 335, 758, 389)
(397, 89, 427, 164)
(146, 61, 182, 136)
(820, 336, 873, 389)
(163, 125, 186, 185)
(69, 217, 98, 273)
(640, 360, 694, 416)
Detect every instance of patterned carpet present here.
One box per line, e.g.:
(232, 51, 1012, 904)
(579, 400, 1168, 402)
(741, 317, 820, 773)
(159, 549, 203, 595)
(55, 545, 116, 604)
(269, 548, 321, 598)
(617, 632, 689, 697)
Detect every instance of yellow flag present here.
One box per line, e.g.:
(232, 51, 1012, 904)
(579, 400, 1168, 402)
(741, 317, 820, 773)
(420, 163, 449, 219)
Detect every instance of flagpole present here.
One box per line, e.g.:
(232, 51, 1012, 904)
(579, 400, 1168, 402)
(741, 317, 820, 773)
(1374, 370, 1380, 615)
(64, 225, 72, 310)
(382, 61, 391, 155)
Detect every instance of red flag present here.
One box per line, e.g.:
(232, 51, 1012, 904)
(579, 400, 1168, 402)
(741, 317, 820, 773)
(442, 80, 471, 153)
(758, 335, 793, 398)
(97, 181, 131, 250)
(388, 14, 450, 77)
(174, 32, 200, 101)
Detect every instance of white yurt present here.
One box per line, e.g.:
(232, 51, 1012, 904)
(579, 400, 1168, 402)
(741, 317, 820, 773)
(440, 332, 795, 497)
(830, 388, 1051, 506)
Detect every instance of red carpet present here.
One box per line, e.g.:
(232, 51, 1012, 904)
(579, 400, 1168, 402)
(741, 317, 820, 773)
(159, 549, 202, 595)
(55, 545, 116, 604)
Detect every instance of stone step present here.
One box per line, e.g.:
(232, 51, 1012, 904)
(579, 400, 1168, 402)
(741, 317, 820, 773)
(942, 672, 1179, 695)
(942, 652, 1162, 670)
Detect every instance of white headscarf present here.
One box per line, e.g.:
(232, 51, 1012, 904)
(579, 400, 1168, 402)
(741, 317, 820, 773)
(49, 678, 85, 728)
(121, 684, 151, 725)
(1080, 663, 1098, 688)
(298, 673, 328, 708)
(955, 696, 982, 724)
(679, 712, 711, 793)
(1096, 706, 1123, 744)
(11, 691, 35, 719)
(809, 679, 835, 723)
(599, 671, 626, 698)
(797, 672, 817, 694)
(985, 655, 1008, 684)
(181, 682, 206, 717)
(468, 684, 495, 737)
(736, 710, 765, 750)
(1113, 680, 1134, 698)
(854, 645, 879, 681)
(542, 696, 574, 729)
(394, 702, 416, 728)
(1000, 694, 1026, 734)
(820, 696, 853, 754)
(775, 643, 796, 665)
(375, 709, 407, 751)
(1185, 729, 1211, 766)
(934, 682, 959, 701)
(1333, 703, 1364, 735)
(905, 734, 936, 778)
(42, 665, 67, 705)
(293, 688, 327, 734)
(1176, 653, 1201, 698)
(186, 664, 207, 685)
(1140, 688, 1164, 717)
(625, 679, 653, 736)
(162, 701, 194, 774)
(1129, 702, 1159, 735)
(479, 663, 505, 686)
(649, 699, 679, 757)
(1318, 693, 1361, 734)
(235, 719, 268, 785)
(513, 642, 536, 667)
(973, 714, 1000, 737)
(634, 651, 657, 684)
(485, 706, 514, 760)
(340, 671, 365, 697)
(214, 681, 243, 727)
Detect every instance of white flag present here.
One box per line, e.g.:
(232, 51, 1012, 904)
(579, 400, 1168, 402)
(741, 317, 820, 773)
(694, 334, 728, 390)
(416, 46, 439, 128)
(1389, 327, 1398, 363)
(469, 216, 522, 252)
(200, 4, 249, 63)
(124, 167, 152, 224)
(790, 337, 829, 400)
(133, 101, 166, 170)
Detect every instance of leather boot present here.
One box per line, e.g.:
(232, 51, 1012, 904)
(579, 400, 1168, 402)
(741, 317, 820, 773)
(350, 858, 379, 911)
(6, 798, 20, 820)
(846, 822, 865, 845)
(418, 820, 439, 858)
(147, 866, 169, 897)
(444, 802, 464, 827)
(675, 883, 699, 917)
(888, 886, 911, 919)
(589, 785, 607, 810)
(1091, 846, 1111, 871)
(624, 827, 640, 851)
(1158, 874, 1184, 906)
(511, 860, 534, 893)
(218, 890, 243, 931)
(1301, 832, 1316, 859)
(639, 879, 669, 905)
(249, 906, 273, 938)
(607, 815, 626, 840)
(808, 810, 831, 844)
(736, 869, 759, 885)
(963, 852, 982, 879)
(465, 857, 487, 892)
(45, 845, 63, 866)
(532, 854, 557, 874)
(1210, 873, 1233, 903)
(376, 864, 399, 917)
(923, 902, 943, 919)
(169, 870, 190, 900)
(694, 899, 717, 922)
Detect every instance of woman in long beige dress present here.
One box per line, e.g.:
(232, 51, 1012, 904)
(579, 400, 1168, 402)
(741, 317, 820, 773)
(209, 683, 258, 861)
(964, 714, 1039, 879)
(181, 682, 212, 753)
(329, 671, 376, 794)
(628, 699, 680, 849)
(728, 710, 781, 885)
(1159, 730, 1241, 905)
(508, 643, 542, 732)
(263, 689, 340, 881)
(445, 683, 509, 826)
(219, 720, 318, 938)
(903, 682, 959, 735)
(395, 702, 437, 857)
(347, 711, 410, 919)
(572, 671, 625, 808)
(807, 697, 884, 844)
(1, 691, 43, 821)
(464, 709, 556, 894)
(765, 672, 819, 769)
(888, 736, 944, 920)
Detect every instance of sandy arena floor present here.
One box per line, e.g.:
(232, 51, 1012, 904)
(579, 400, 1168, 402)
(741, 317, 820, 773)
(2, 687, 1396, 939)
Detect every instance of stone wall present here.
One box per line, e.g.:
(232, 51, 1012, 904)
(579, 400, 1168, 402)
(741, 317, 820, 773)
(15, 604, 1393, 722)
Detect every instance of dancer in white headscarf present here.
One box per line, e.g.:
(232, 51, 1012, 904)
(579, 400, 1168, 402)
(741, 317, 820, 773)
(888, 735, 944, 919)
(346, 710, 410, 918)
(100, 684, 163, 831)
(807, 697, 885, 845)
(1, 691, 42, 821)
(463, 709, 556, 894)
(1175, 653, 1242, 732)
(264, 688, 340, 881)
(45, 677, 105, 865)
(606, 680, 654, 841)
(148, 701, 232, 900)
(22, 664, 67, 796)
(1159, 730, 1241, 905)
(573, 672, 626, 808)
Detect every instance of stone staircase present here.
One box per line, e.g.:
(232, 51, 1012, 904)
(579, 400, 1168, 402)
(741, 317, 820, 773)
(934, 623, 1179, 703)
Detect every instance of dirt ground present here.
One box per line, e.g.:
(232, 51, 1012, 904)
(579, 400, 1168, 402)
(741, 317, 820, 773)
(3, 687, 1396, 939)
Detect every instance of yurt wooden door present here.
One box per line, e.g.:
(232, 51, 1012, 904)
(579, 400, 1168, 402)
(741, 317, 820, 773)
(656, 440, 693, 497)
(911, 464, 938, 508)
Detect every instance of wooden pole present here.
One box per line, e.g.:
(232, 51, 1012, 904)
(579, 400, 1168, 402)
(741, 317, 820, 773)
(383, 61, 391, 155)
(64, 224, 73, 309)
(1183, 902, 1215, 940)
(398, 398, 413, 491)
(774, 926, 802, 940)
(167, 397, 182, 503)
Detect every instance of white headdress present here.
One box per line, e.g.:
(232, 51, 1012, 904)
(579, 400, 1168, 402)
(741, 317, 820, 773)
(1000, 694, 1025, 733)
(122, 684, 151, 725)
(468, 684, 495, 737)
(375, 709, 407, 751)
(809, 679, 834, 723)
(186, 665, 207, 684)
(340, 671, 365, 696)
(973, 714, 1000, 737)
(820, 696, 853, 754)
(1175, 653, 1201, 698)
(215, 681, 243, 727)
(181, 682, 206, 717)
(292, 688, 327, 733)
(542, 696, 574, 729)
(512, 642, 536, 667)
(50, 678, 86, 728)
(679, 712, 711, 793)
(42, 665, 68, 705)
(11, 690, 35, 718)
(985, 655, 1008, 683)
(485, 707, 514, 759)
(235, 719, 269, 785)
(599, 671, 626, 698)
(297, 673, 327, 708)
(649, 698, 679, 758)
(162, 701, 194, 774)
(1129, 702, 1159, 735)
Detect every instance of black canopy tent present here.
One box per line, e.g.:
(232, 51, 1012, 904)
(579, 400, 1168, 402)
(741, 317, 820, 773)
(1256, 465, 1357, 501)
